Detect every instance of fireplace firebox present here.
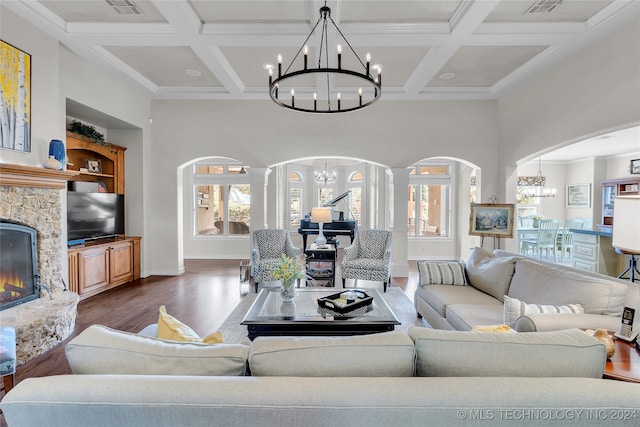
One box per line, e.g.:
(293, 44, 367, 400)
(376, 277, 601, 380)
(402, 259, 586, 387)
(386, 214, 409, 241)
(0, 221, 40, 310)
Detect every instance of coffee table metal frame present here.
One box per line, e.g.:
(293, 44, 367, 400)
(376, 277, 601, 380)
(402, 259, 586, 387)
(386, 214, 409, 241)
(241, 288, 400, 340)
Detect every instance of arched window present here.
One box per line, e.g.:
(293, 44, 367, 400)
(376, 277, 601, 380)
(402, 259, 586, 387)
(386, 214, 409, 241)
(192, 160, 250, 237)
(408, 162, 452, 237)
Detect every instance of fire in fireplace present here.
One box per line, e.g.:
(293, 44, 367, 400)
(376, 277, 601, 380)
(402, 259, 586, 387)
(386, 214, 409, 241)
(0, 220, 40, 310)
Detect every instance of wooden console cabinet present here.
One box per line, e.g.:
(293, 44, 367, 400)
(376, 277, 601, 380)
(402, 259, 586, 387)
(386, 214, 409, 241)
(68, 237, 141, 299)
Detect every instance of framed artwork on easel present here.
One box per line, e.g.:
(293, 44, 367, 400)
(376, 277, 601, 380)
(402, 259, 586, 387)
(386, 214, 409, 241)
(469, 203, 515, 239)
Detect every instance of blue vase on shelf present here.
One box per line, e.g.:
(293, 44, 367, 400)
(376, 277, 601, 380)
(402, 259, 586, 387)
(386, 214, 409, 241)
(48, 139, 65, 170)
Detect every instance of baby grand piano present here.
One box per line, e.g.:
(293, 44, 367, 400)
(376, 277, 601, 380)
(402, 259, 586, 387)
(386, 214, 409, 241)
(298, 190, 357, 249)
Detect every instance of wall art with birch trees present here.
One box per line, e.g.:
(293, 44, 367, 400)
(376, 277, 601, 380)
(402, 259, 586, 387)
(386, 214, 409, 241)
(1, 40, 31, 152)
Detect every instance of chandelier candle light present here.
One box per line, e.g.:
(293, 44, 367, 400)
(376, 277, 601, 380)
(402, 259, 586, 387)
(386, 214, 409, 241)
(267, 1, 381, 113)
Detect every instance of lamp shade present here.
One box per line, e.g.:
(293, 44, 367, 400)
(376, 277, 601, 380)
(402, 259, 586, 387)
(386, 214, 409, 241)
(311, 207, 332, 224)
(612, 196, 640, 253)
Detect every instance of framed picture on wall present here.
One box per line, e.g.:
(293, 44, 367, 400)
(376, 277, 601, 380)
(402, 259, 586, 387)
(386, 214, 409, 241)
(1, 40, 31, 152)
(630, 159, 640, 174)
(566, 183, 591, 208)
(469, 203, 515, 238)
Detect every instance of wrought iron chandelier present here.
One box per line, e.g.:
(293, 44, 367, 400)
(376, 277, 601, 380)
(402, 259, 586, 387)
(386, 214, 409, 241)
(267, 1, 381, 113)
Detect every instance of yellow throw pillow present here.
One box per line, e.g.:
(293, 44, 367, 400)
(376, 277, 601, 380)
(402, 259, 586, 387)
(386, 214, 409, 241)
(157, 306, 223, 344)
(471, 324, 512, 333)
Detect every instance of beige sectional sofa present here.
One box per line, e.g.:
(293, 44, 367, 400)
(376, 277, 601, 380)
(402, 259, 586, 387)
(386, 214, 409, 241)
(2, 325, 640, 426)
(414, 247, 633, 332)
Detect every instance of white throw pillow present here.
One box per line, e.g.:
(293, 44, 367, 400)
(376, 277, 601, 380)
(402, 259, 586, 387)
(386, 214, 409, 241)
(418, 261, 467, 286)
(503, 295, 584, 328)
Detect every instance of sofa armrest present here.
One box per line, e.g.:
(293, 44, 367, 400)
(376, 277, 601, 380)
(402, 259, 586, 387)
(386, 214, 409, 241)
(515, 313, 622, 332)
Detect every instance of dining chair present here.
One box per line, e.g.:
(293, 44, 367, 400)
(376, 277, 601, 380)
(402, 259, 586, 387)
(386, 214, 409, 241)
(521, 219, 560, 262)
(518, 215, 537, 255)
(559, 219, 585, 262)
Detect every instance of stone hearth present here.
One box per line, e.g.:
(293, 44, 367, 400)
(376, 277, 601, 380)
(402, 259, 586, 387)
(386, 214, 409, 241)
(1, 292, 79, 364)
(0, 164, 80, 364)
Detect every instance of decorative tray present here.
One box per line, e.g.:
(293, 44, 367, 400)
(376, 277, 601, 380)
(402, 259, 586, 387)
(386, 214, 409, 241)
(317, 290, 373, 314)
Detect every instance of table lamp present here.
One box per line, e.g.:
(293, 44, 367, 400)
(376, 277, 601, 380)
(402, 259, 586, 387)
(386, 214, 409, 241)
(311, 207, 332, 246)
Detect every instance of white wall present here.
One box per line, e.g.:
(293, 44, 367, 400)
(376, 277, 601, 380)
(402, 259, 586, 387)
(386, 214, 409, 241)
(607, 154, 640, 180)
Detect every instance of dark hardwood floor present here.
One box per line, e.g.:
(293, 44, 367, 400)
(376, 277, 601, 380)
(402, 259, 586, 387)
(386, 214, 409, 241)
(0, 258, 418, 425)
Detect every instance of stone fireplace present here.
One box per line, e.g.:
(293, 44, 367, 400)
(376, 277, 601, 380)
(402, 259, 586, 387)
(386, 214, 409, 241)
(0, 164, 80, 365)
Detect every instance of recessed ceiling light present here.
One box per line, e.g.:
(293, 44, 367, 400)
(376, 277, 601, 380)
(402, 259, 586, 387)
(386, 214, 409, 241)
(185, 69, 202, 77)
(439, 72, 456, 80)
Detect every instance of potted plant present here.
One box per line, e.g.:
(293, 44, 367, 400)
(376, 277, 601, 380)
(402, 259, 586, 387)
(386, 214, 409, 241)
(271, 254, 308, 302)
(68, 120, 106, 145)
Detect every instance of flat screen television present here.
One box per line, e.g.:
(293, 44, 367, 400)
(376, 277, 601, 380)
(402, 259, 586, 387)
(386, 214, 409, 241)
(67, 192, 125, 242)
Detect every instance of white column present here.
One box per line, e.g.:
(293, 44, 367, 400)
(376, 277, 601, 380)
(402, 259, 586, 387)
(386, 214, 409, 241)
(249, 168, 271, 230)
(389, 168, 410, 277)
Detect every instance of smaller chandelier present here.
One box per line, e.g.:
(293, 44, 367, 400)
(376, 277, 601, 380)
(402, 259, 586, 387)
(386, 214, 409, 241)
(315, 161, 337, 185)
(525, 157, 556, 198)
(267, 1, 381, 113)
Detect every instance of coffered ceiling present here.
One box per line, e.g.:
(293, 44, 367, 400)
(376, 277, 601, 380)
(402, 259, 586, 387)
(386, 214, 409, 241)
(4, 0, 639, 102)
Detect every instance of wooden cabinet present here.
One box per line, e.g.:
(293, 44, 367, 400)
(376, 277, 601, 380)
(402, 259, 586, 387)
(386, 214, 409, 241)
(65, 131, 126, 194)
(67, 237, 141, 299)
(601, 178, 640, 228)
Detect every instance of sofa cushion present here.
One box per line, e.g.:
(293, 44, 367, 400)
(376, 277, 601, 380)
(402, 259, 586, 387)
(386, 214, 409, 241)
(445, 304, 505, 331)
(418, 261, 467, 286)
(465, 247, 518, 302)
(408, 327, 605, 378)
(503, 295, 584, 328)
(508, 260, 628, 315)
(249, 332, 415, 377)
(416, 285, 501, 318)
(65, 325, 249, 376)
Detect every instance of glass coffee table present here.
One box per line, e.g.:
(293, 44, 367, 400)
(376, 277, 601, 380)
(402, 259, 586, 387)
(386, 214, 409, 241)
(241, 288, 400, 340)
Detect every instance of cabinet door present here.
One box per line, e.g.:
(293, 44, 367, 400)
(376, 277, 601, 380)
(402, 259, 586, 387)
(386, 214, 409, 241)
(109, 240, 134, 285)
(78, 246, 110, 295)
(67, 252, 79, 294)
